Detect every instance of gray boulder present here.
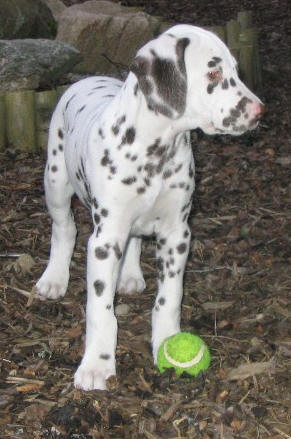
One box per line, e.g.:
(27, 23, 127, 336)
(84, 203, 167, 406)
(0, 39, 82, 92)
(0, 0, 57, 39)
(56, 0, 167, 76)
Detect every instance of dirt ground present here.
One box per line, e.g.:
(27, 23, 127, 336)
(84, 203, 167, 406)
(0, 1, 290, 438)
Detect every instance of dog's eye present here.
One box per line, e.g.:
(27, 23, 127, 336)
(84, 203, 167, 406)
(207, 70, 222, 82)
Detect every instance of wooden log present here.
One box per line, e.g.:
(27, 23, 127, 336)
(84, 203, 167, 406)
(237, 11, 253, 30)
(226, 19, 240, 60)
(0, 94, 5, 150)
(239, 28, 257, 90)
(5, 90, 36, 151)
(35, 90, 57, 149)
(56, 85, 69, 99)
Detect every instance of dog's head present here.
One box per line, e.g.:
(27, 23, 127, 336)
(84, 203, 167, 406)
(131, 24, 264, 135)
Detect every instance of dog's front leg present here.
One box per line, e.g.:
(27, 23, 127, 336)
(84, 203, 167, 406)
(152, 224, 191, 361)
(74, 226, 127, 391)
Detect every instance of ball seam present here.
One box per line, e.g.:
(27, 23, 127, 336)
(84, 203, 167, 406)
(163, 340, 206, 368)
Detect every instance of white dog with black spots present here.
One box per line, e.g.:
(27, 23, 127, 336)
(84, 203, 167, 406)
(36, 24, 264, 391)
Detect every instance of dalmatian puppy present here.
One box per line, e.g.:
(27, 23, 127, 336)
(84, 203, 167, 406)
(36, 24, 264, 391)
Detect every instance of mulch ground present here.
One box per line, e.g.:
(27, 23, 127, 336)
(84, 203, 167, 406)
(0, 1, 290, 438)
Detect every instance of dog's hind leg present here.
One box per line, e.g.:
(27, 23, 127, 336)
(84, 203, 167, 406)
(36, 113, 76, 299)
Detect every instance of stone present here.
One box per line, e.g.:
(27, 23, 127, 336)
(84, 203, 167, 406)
(0, 0, 57, 39)
(41, 0, 67, 21)
(56, 0, 167, 76)
(0, 39, 82, 92)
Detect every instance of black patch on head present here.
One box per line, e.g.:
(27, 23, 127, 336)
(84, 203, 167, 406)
(208, 56, 222, 68)
(94, 280, 105, 296)
(51, 165, 58, 172)
(236, 96, 251, 113)
(58, 128, 64, 139)
(207, 82, 218, 94)
(122, 176, 137, 185)
(113, 243, 122, 260)
(230, 77, 236, 87)
(100, 353, 110, 360)
(175, 37, 190, 74)
(222, 78, 229, 89)
(177, 243, 187, 254)
(95, 247, 109, 259)
(152, 56, 187, 115)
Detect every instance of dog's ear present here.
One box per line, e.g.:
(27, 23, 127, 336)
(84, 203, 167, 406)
(131, 37, 190, 119)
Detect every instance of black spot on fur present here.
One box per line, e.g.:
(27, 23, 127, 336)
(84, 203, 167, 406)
(53, 149, 57, 156)
(106, 304, 112, 310)
(158, 297, 166, 305)
(163, 169, 172, 179)
(58, 129, 64, 139)
(177, 243, 187, 254)
(137, 187, 146, 194)
(230, 77, 236, 87)
(98, 128, 105, 139)
(113, 243, 122, 260)
(94, 280, 105, 296)
(94, 213, 100, 225)
(65, 94, 76, 111)
(77, 105, 86, 114)
(222, 78, 229, 89)
(122, 176, 136, 185)
(93, 198, 98, 209)
(176, 38, 190, 74)
(100, 354, 110, 360)
(95, 247, 109, 259)
(208, 56, 222, 68)
(134, 83, 139, 96)
(59, 144, 63, 151)
(101, 209, 108, 217)
(124, 127, 136, 144)
(51, 165, 58, 172)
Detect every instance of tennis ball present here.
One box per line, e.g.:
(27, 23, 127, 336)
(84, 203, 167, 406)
(157, 332, 211, 377)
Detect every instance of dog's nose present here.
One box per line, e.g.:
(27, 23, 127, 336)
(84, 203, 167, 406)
(253, 102, 265, 119)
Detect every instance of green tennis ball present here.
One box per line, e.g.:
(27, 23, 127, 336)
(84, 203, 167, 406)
(157, 332, 211, 377)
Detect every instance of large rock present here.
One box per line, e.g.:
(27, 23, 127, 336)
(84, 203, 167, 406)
(0, 40, 82, 92)
(0, 0, 57, 39)
(56, 0, 167, 76)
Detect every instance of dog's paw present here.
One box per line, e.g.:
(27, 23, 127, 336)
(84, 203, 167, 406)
(117, 276, 146, 295)
(36, 267, 68, 299)
(74, 363, 115, 391)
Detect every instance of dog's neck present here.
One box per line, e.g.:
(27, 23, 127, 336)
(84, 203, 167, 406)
(102, 73, 191, 148)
